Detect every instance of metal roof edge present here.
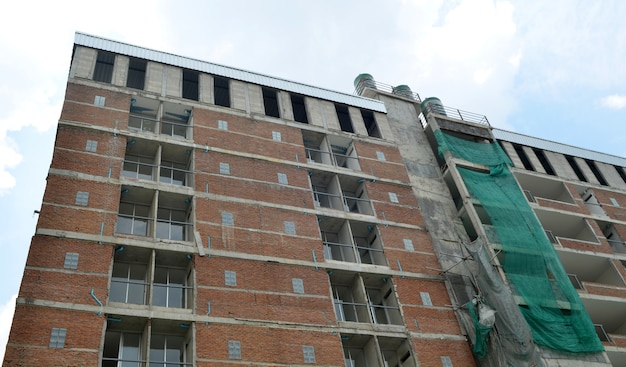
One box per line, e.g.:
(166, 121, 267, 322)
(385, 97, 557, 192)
(493, 128, 626, 167)
(74, 32, 386, 113)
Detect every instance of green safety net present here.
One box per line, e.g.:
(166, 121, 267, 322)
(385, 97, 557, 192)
(466, 300, 495, 359)
(435, 130, 603, 353)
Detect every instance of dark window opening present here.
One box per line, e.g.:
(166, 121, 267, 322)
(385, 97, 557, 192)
(182, 70, 199, 101)
(512, 143, 534, 171)
(565, 155, 587, 182)
(126, 58, 147, 90)
(262, 88, 280, 118)
(532, 148, 556, 176)
(291, 94, 308, 123)
(214, 76, 230, 107)
(585, 159, 608, 186)
(93, 51, 115, 83)
(335, 104, 353, 133)
(614, 165, 626, 184)
(361, 110, 381, 138)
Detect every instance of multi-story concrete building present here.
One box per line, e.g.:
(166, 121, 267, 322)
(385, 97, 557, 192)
(3, 32, 626, 366)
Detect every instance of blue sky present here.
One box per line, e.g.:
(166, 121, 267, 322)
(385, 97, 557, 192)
(1, 0, 626, 359)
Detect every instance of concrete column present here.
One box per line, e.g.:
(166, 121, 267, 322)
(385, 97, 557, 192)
(112, 55, 129, 87)
(247, 84, 264, 114)
(230, 80, 248, 112)
(70, 46, 96, 79)
(523, 146, 545, 174)
(499, 141, 523, 169)
(279, 91, 294, 121)
(145, 62, 163, 95)
(305, 98, 324, 128)
(319, 100, 340, 131)
(348, 107, 368, 136)
(546, 152, 578, 181)
(575, 157, 600, 185)
(164, 66, 182, 98)
(199, 74, 213, 105)
(374, 112, 393, 141)
(597, 162, 626, 189)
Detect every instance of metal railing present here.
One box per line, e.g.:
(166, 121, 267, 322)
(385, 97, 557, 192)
(344, 195, 373, 215)
(128, 114, 157, 133)
(568, 273, 584, 290)
(323, 240, 354, 262)
(159, 166, 191, 187)
(369, 303, 403, 325)
(121, 160, 155, 181)
(305, 147, 361, 170)
(334, 300, 369, 323)
(313, 191, 343, 210)
(152, 283, 192, 309)
(161, 119, 190, 139)
(156, 219, 191, 241)
(101, 357, 146, 367)
(116, 214, 151, 236)
(128, 114, 191, 139)
(421, 103, 490, 126)
(313, 190, 373, 215)
(354, 79, 422, 102)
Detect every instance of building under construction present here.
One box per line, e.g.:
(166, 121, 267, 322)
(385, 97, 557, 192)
(3, 32, 626, 367)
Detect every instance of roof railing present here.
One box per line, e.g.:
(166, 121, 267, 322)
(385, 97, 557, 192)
(354, 79, 422, 102)
(422, 102, 490, 127)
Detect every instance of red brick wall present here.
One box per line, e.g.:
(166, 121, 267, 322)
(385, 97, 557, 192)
(4, 305, 104, 367)
(196, 324, 344, 365)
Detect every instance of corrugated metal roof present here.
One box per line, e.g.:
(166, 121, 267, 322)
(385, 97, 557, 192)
(74, 32, 386, 113)
(493, 128, 626, 167)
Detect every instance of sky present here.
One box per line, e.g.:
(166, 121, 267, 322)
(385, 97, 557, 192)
(1, 0, 626, 360)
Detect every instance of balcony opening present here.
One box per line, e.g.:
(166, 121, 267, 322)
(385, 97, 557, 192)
(515, 173, 575, 205)
(117, 186, 153, 237)
(331, 273, 368, 323)
(291, 94, 308, 123)
(160, 144, 192, 187)
(162, 102, 191, 139)
(380, 337, 417, 367)
(93, 50, 115, 83)
(361, 110, 381, 138)
(335, 104, 354, 133)
(153, 252, 193, 309)
(309, 171, 372, 215)
(157, 193, 192, 241)
(116, 187, 193, 242)
(126, 58, 147, 90)
(535, 210, 599, 244)
(129, 97, 159, 133)
(302, 131, 361, 170)
(363, 275, 403, 325)
(110, 246, 150, 305)
(262, 88, 280, 118)
(182, 70, 199, 101)
(341, 333, 414, 367)
(122, 140, 158, 181)
(214, 76, 230, 107)
(319, 217, 385, 266)
(102, 318, 192, 367)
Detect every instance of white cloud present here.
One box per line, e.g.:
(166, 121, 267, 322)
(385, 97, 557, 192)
(473, 68, 493, 85)
(0, 294, 16, 362)
(599, 94, 626, 110)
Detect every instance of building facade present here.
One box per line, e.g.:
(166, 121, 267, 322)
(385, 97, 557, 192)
(3, 32, 626, 366)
